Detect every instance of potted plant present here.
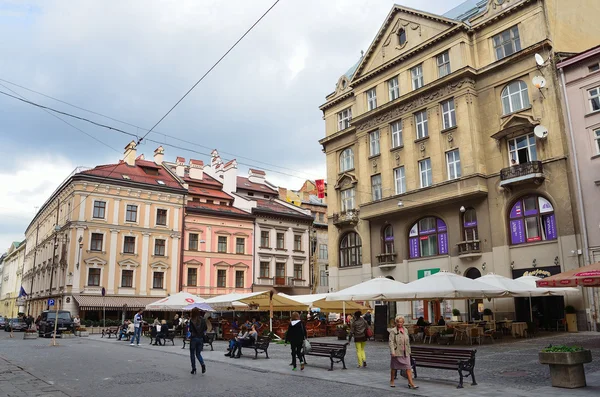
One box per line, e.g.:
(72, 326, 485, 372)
(565, 306, 578, 333)
(76, 327, 89, 337)
(438, 328, 455, 345)
(452, 309, 461, 322)
(483, 308, 493, 322)
(539, 345, 592, 388)
(336, 323, 348, 340)
(23, 329, 38, 340)
(61, 331, 74, 339)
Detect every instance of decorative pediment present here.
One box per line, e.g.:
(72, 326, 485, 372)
(492, 112, 539, 140)
(471, 0, 525, 25)
(214, 230, 231, 235)
(118, 259, 139, 268)
(150, 260, 169, 270)
(213, 261, 230, 268)
(334, 75, 352, 96)
(232, 262, 249, 269)
(334, 173, 358, 190)
(84, 257, 107, 267)
(233, 232, 249, 237)
(184, 259, 203, 266)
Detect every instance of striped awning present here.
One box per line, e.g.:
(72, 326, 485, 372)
(73, 295, 159, 310)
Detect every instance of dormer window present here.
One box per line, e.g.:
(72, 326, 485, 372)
(157, 180, 165, 185)
(398, 28, 406, 46)
(122, 175, 130, 180)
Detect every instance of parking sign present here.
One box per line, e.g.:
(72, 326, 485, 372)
(48, 299, 55, 306)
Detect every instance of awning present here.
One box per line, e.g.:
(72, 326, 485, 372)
(536, 262, 600, 288)
(74, 295, 159, 310)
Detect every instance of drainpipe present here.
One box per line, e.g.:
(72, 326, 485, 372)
(559, 68, 598, 331)
(179, 198, 186, 293)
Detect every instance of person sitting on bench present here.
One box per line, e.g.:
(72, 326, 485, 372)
(228, 325, 252, 358)
(154, 320, 169, 346)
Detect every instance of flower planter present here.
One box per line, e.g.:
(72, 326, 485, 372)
(539, 350, 592, 388)
(23, 332, 38, 340)
(61, 333, 75, 339)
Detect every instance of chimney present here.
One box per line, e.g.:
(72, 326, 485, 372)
(248, 168, 266, 184)
(124, 141, 137, 166)
(222, 159, 238, 194)
(176, 157, 186, 177)
(189, 159, 204, 180)
(154, 146, 164, 164)
(278, 187, 287, 201)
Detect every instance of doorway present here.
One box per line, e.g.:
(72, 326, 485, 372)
(465, 268, 483, 321)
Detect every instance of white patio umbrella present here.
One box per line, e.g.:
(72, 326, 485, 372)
(279, 293, 369, 313)
(394, 271, 508, 300)
(145, 291, 205, 311)
(325, 277, 408, 301)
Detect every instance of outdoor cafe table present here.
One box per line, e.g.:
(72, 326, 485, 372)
(511, 322, 527, 337)
(428, 325, 447, 334)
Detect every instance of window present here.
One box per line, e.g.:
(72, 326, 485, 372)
(153, 272, 164, 289)
(319, 244, 328, 260)
(156, 209, 167, 225)
(398, 28, 406, 45)
(260, 231, 270, 248)
(339, 232, 362, 268)
(493, 26, 521, 60)
(217, 269, 226, 288)
(508, 195, 557, 245)
(275, 263, 286, 282)
(187, 268, 197, 287)
(125, 204, 137, 222)
(189, 233, 198, 251)
(383, 225, 394, 254)
(441, 99, 456, 129)
(388, 77, 399, 101)
(294, 264, 302, 279)
(369, 130, 380, 156)
(595, 129, 600, 154)
(408, 217, 448, 258)
(276, 233, 285, 249)
(88, 268, 101, 286)
(340, 148, 354, 171)
(463, 208, 478, 241)
(589, 63, 600, 73)
(123, 236, 135, 254)
(391, 120, 403, 148)
(419, 159, 432, 188)
(393, 166, 406, 194)
(338, 108, 352, 131)
(91, 233, 103, 252)
(367, 88, 377, 110)
(236, 238, 245, 254)
(508, 133, 537, 164)
(93, 201, 106, 219)
(121, 270, 133, 288)
(371, 174, 382, 201)
(446, 150, 461, 180)
(320, 268, 329, 287)
(260, 261, 270, 278)
(340, 188, 355, 211)
(415, 110, 428, 139)
(294, 235, 302, 251)
(411, 64, 424, 90)
(218, 236, 227, 253)
(437, 51, 451, 77)
(235, 271, 244, 288)
(154, 239, 166, 256)
(589, 87, 600, 112)
(501, 80, 530, 114)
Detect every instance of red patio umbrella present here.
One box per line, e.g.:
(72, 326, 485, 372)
(536, 262, 600, 287)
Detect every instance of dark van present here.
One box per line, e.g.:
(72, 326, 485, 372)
(38, 310, 74, 337)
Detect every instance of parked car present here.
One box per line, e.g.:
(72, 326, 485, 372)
(4, 318, 27, 332)
(38, 310, 74, 337)
(0, 316, 6, 329)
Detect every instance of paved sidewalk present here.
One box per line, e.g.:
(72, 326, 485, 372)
(0, 356, 76, 397)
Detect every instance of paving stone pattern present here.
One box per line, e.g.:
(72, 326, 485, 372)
(0, 356, 74, 397)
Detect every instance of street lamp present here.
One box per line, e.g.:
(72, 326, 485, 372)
(76, 236, 83, 270)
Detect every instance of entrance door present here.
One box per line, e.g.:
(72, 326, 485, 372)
(275, 263, 286, 286)
(465, 268, 483, 321)
(424, 300, 441, 323)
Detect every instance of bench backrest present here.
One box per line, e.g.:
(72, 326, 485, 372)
(309, 342, 348, 353)
(255, 336, 270, 347)
(411, 346, 476, 365)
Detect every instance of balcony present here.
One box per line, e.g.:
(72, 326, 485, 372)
(256, 277, 274, 286)
(376, 253, 397, 268)
(457, 240, 482, 259)
(332, 209, 360, 228)
(500, 161, 544, 187)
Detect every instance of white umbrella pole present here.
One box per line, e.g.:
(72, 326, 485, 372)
(343, 301, 346, 323)
(529, 297, 533, 323)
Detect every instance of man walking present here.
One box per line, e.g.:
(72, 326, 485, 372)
(130, 309, 143, 346)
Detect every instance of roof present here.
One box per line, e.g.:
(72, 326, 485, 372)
(183, 172, 222, 188)
(557, 44, 600, 69)
(443, 0, 486, 21)
(253, 198, 313, 220)
(236, 176, 278, 194)
(188, 186, 233, 200)
(73, 295, 158, 310)
(80, 159, 183, 189)
(344, 56, 363, 80)
(187, 201, 253, 217)
(249, 168, 266, 175)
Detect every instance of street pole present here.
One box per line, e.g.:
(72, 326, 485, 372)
(51, 297, 59, 346)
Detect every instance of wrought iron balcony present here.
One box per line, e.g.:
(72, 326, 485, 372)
(500, 161, 544, 187)
(332, 209, 360, 227)
(376, 253, 397, 267)
(457, 240, 482, 259)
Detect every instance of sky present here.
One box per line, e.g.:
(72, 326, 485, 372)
(0, 0, 466, 251)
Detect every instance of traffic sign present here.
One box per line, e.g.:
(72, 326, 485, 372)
(48, 299, 55, 306)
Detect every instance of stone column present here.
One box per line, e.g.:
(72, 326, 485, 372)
(107, 229, 119, 294)
(141, 232, 150, 295)
(170, 233, 179, 294)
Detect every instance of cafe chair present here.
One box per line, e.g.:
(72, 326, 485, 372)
(423, 327, 436, 344)
(469, 327, 482, 345)
(556, 319, 567, 332)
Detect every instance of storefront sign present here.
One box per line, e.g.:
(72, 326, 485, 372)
(511, 265, 561, 279)
(538, 196, 554, 214)
(417, 268, 440, 279)
(409, 237, 420, 258)
(510, 201, 522, 219)
(510, 219, 525, 244)
(543, 214, 557, 240)
(464, 220, 477, 228)
(438, 233, 448, 255)
(437, 219, 447, 232)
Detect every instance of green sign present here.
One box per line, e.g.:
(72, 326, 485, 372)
(417, 268, 440, 279)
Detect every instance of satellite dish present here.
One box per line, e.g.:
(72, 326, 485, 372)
(534, 125, 549, 139)
(535, 53, 545, 66)
(532, 76, 546, 89)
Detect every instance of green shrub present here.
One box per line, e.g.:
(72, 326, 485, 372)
(452, 309, 461, 316)
(565, 305, 577, 314)
(483, 308, 493, 315)
(542, 345, 583, 353)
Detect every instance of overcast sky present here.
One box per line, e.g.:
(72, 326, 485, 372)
(0, 0, 465, 251)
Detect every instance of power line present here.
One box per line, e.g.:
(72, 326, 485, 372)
(137, 0, 282, 145)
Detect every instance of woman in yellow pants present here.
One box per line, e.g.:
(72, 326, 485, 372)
(350, 311, 369, 367)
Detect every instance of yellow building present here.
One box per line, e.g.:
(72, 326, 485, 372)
(319, 1, 599, 326)
(0, 241, 26, 317)
(22, 143, 186, 319)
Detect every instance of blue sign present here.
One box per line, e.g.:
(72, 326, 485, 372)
(48, 299, 55, 306)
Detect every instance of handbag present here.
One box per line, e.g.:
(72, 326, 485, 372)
(366, 327, 374, 338)
(303, 339, 312, 353)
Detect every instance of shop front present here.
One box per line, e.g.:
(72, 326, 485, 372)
(512, 266, 564, 329)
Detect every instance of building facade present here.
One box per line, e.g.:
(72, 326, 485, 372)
(319, 0, 599, 327)
(22, 143, 186, 319)
(0, 242, 25, 317)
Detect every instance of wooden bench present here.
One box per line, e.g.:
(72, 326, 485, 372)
(304, 341, 349, 371)
(101, 327, 120, 338)
(251, 336, 270, 359)
(182, 332, 216, 351)
(409, 346, 477, 388)
(152, 331, 176, 346)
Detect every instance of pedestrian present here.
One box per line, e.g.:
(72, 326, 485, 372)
(189, 308, 207, 374)
(73, 315, 80, 334)
(285, 312, 306, 371)
(130, 309, 143, 346)
(389, 315, 418, 389)
(350, 311, 369, 368)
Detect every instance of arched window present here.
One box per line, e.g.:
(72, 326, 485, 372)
(340, 148, 354, 172)
(398, 28, 407, 45)
(408, 217, 448, 258)
(463, 208, 478, 241)
(501, 80, 530, 115)
(383, 225, 394, 254)
(508, 195, 557, 245)
(340, 232, 362, 268)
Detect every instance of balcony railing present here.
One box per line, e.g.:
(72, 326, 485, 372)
(457, 240, 482, 258)
(500, 161, 544, 186)
(256, 277, 274, 286)
(332, 209, 360, 227)
(376, 253, 397, 266)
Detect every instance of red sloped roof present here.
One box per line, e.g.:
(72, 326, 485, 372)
(80, 160, 182, 189)
(253, 198, 313, 219)
(188, 186, 233, 200)
(186, 201, 252, 216)
(183, 172, 223, 187)
(236, 176, 278, 194)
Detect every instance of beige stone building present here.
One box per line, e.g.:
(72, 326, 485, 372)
(22, 143, 186, 319)
(319, 0, 600, 328)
